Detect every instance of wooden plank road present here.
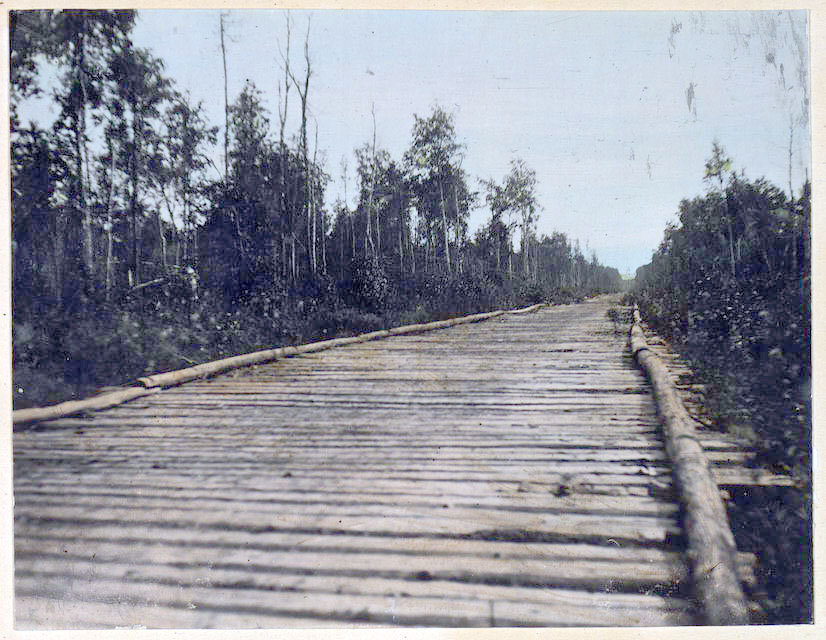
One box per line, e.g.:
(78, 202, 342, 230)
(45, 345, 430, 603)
(13, 296, 759, 628)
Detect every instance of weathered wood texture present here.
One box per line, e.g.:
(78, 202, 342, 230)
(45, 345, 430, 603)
(13, 306, 547, 426)
(12, 387, 160, 425)
(630, 308, 749, 625)
(14, 297, 758, 628)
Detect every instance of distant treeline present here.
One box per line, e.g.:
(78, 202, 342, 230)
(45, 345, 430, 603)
(632, 142, 811, 623)
(11, 9, 621, 409)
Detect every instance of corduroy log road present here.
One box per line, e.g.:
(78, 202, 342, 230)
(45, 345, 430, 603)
(12, 296, 792, 628)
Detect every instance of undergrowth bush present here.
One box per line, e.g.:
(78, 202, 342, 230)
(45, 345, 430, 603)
(13, 264, 607, 412)
(631, 163, 811, 624)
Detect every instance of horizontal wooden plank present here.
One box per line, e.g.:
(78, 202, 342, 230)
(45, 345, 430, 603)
(13, 432, 745, 453)
(14, 595, 386, 630)
(16, 541, 687, 591)
(16, 531, 755, 589)
(14, 501, 683, 543)
(14, 481, 680, 511)
(14, 444, 749, 467)
(14, 572, 695, 628)
(14, 468, 677, 490)
(14, 487, 683, 518)
(15, 524, 688, 563)
(15, 473, 664, 497)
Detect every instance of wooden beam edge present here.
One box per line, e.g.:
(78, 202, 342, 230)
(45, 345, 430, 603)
(629, 305, 750, 626)
(12, 303, 548, 425)
(12, 387, 160, 426)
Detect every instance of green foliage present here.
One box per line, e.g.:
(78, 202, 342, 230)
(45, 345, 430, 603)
(633, 144, 811, 623)
(307, 307, 386, 338)
(344, 256, 393, 312)
(727, 486, 812, 624)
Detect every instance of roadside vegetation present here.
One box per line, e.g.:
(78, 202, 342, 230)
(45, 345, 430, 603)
(11, 10, 621, 411)
(631, 143, 811, 623)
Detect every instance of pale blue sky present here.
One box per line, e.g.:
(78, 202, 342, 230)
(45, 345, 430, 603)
(21, 10, 811, 275)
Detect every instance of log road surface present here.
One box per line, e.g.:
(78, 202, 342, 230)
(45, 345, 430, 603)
(13, 296, 776, 628)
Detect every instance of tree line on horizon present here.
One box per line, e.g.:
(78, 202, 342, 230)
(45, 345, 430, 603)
(11, 9, 622, 409)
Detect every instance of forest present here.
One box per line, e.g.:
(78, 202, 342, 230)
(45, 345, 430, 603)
(10, 9, 622, 410)
(632, 142, 811, 623)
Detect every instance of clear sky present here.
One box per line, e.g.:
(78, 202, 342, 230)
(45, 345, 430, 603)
(21, 9, 811, 276)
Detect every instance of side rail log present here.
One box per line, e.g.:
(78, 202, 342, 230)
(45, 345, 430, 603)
(13, 303, 547, 426)
(630, 306, 750, 626)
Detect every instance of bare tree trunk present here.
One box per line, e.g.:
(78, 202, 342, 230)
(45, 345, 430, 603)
(424, 229, 430, 273)
(277, 12, 291, 147)
(281, 232, 287, 280)
(788, 117, 798, 270)
(220, 12, 229, 179)
(726, 217, 736, 279)
(291, 234, 296, 281)
(289, 17, 313, 275)
(453, 186, 462, 274)
(309, 169, 316, 273)
(289, 165, 302, 282)
(130, 114, 141, 286)
(339, 211, 344, 280)
(365, 107, 378, 259)
(341, 158, 354, 263)
(398, 214, 404, 276)
(74, 32, 95, 285)
(365, 197, 374, 259)
(192, 225, 199, 270)
(277, 14, 292, 284)
(439, 180, 450, 273)
(157, 211, 168, 272)
(374, 107, 381, 259)
(181, 194, 189, 266)
(788, 116, 794, 200)
(312, 119, 320, 274)
(350, 211, 355, 259)
(104, 144, 116, 300)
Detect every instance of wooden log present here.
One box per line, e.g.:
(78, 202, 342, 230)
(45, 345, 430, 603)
(12, 304, 541, 426)
(137, 309, 517, 390)
(630, 306, 750, 625)
(12, 387, 159, 426)
(508, 303, 548, 315)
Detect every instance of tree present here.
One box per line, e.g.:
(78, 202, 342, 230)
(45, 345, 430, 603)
(481, 158, 538, 278)
(354, 141, 388, 259)
(220, 11, 230, 179)
(403, 106, 469, 273)
(226, 80, 275, 280)
(504, 159, 539, 279)
(202, 80, 312, 304)
(156, 92, 218, 269)
(49, 10, 136, 291)
(480, 178, 512, 274)
(703, 141, 737, 278)
(11, 127, 61, 309)
(107, 43, 172, 285)
(288, 17, 316, 275)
